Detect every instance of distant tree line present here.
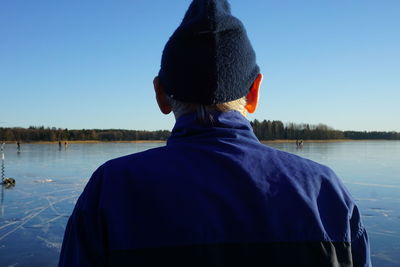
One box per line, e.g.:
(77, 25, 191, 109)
(0, 126, 170, 142)
(344, 131, 400, 140)
(250, 119, 400, 140)
(0, 121, 399, 142)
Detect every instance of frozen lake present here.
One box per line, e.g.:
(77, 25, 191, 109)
(1, 141, 399, 266)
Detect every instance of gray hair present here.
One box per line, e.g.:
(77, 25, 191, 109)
(168, 96, 248, 122)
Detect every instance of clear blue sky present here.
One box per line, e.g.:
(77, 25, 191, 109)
(1, 0, 399, 131)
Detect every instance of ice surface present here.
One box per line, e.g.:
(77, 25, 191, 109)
(0, 141, 399, 266)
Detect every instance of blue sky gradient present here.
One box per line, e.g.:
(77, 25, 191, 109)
(1, 0, 399, 131)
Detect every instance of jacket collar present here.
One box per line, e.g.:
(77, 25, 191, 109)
(167, 111, 259, 145)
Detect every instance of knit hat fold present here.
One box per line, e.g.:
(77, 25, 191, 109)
(158, 0, 259, 105)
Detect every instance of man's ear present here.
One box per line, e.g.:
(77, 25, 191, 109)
(153, 76, 172, 115)
(245, 73, 263, 114)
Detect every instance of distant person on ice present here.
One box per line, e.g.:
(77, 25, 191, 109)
(59, 0, 371, 266)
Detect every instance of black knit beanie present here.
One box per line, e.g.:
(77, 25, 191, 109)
(158, 0, 260, 105)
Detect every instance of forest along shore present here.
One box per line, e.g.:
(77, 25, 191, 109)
(1, 122, 399, 142)
(1, 139, 396, 145)
(260, 139, 389, 143)
(0, 140, 167, 144)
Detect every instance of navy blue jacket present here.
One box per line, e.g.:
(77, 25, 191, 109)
(59, 111, 371, 266)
